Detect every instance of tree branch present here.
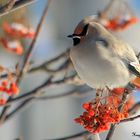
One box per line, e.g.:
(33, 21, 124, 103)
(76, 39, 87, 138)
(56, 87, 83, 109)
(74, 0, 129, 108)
(3, 73, 83, 122)
(0, 0, 37, 17)
(5, 82, 91, 107)
(0, 49, 70, 79)
(29, 50, 70, 73)
(0, 0, 52, 125)
(120, 114, 140, 123)
(44, 131, 89, 140)
(128, 102, 140, 115)
(0, 0, 16, 12)
(105, 89, 130, 140)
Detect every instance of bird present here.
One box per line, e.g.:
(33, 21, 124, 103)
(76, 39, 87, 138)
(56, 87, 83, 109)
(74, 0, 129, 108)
(68, 16, 140, 90)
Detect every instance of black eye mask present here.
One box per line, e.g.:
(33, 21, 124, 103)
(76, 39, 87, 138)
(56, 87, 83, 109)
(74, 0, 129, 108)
(72, 24, 89, 37)
(73, 37, 81, 46)
(68, 24, 89, 46)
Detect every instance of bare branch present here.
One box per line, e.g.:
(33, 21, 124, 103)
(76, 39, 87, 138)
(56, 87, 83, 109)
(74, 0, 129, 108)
(102, 0, 115, 14)
(0, 0, 16, 12)
(128, 102, 140, 115)
(16, 0, 52, 84)
(5, 98, 34, 122)
(3, 74, 82, 122)
(29, 50, 70, 73)
(0, 49, 70, 79)
(120, 114, 140, 123)
(0, 0, 37, 17)
(0, 0, 52, 125)
(7, 85, 89, 106)
(105, 89, 130, 140)
(44, 131, 89, 140)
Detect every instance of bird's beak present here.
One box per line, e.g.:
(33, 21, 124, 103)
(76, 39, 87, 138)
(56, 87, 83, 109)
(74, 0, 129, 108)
(67, 34, 81, 46)
(67, 34, 81, 39)
(67, 34, 74, 38)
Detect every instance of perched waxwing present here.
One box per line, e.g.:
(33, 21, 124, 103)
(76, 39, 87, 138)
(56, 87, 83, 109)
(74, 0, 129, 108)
(68, 17, 139, 89)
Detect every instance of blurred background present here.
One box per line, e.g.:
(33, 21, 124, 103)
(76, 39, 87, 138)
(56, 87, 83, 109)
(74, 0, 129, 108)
(0, 0, 140, 140)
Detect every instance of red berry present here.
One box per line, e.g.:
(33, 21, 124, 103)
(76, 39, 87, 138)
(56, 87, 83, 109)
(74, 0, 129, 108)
(82, 102, 90, 110)
(0, 98, 6, 105)
(88, 110, 95, 116)
(1, 80, 8, 86)
(74, 118, 83, 125)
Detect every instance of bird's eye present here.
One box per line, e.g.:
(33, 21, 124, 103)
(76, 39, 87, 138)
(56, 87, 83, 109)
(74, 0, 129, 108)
(73, 37, 81, 46)
(68, 24, 89, 46)
(96, 38, 108, 47)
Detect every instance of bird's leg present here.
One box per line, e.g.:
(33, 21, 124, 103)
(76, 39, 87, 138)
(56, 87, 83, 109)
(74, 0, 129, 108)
(118, 88, 131, 111)
(96, 89, 103, 99)
(95, 89, 103, 106)
(105, 86, 112, 94)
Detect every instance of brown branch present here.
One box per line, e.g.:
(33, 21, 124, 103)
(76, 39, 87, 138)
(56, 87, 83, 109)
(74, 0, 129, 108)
(29, 51, 70, 73)
(5, 98, 34, 122)
(0, 0, 16, 12)
(0, 0, 37, 17)
(98, 0, 116, 18)
(4, 82, 92, 106)
(0, 49, 70, 79)
(128, 102, 140, 115)
(1, 73, 79, 107)
(0, 0, 52, 125)
(37, 85, 92, 100)
(103, 0, 115, 14)
(105, 89, 130, 140)
(6, 77, 53, 105)
(3, 73, 81, 122)
(3, 77, 52, 122)
(5, 86, 90, 122)
(120, 114, 140, 123)
(14, 137, 23, 140)
(44, 131, 89, 140)
(16, 0, 52, 84)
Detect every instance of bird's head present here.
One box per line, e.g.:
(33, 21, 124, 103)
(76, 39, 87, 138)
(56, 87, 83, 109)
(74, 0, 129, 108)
(68, 16, 109, 46)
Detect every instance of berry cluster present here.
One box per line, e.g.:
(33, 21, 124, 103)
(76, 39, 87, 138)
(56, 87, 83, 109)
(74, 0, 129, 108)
(3, 22, 35, 39)
(74, 88, 134, 134)
(75, 101, 128, 133)
(0, 80, 19, 105)
(100, 16, 138, 31)
(0, 38, 23, 55)
(0, 22, 35, 55)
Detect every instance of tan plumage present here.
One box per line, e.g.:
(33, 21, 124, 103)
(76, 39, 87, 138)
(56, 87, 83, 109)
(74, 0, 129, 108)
(68, 17, 139, 89)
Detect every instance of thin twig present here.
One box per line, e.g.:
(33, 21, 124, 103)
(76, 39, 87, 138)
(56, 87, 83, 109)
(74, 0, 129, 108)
(44, 131, 89, 140)
(16, 0, 52, 84)
(120, 114, 140, 123)
(4, 77, 52, 122)
(105, 89, 130, 140)
(128, 102, 140, 115)
(0, 0, 37, 17)
(3, 74, 80, 122)
(0, 0, 52, 125)
(7, 77, 53, 105)
(99, 0, 116, 17)
(0, 0, 16, 12)
(5, 98, 34, 122)
(29, 53, 70, 73)
(0, 49, 70, 79)
(14, 137, 23, 140)
(2, 82, 91, 107)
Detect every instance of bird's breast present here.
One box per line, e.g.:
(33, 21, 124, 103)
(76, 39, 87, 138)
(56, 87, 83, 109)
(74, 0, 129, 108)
(70, 44, 132, 89)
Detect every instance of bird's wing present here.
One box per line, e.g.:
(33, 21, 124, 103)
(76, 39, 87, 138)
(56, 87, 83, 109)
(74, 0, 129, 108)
(112, 40, 140, 77)
(128, 62, 140, 77)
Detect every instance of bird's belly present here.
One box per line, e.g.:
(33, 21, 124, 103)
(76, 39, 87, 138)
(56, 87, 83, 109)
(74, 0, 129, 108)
(70, 48, 131, 89)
